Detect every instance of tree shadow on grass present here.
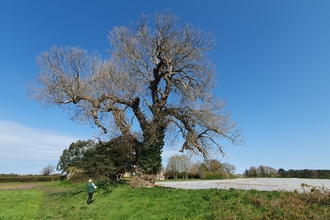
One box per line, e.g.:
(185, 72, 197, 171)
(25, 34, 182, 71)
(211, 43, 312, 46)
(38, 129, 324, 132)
(95, 179, 129, 195)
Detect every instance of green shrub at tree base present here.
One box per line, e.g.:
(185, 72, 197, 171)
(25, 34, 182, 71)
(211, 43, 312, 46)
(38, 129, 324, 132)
(57, 138, 136, 181)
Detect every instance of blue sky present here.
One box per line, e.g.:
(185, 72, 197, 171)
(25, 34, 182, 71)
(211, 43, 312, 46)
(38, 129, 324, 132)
(1, 0, 329, 175)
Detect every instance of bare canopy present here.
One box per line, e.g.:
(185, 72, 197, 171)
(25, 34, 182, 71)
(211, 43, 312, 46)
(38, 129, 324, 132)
(27, 11, 242, 187)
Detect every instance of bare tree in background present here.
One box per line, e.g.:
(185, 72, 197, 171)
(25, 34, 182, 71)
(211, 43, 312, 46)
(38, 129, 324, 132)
(222, 162, 236, 175)
(257, 165, 277, 177)
(189, 162, 201, 178)
(27, 11, 242, 188)
(40, 164, 55, 176)
(179, 155, 192, 180)
(166, 154, 180, 180)
(248, 166, 257, 177)
(166, 154, 191, 180)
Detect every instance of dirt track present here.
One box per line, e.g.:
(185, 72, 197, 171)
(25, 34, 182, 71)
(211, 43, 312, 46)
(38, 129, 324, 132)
(0, 183, 39, 190)
(156, 178, 330, 192)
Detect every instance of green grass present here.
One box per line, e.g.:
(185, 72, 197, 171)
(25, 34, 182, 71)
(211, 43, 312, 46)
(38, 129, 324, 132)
(0, 189, 43, 220)
(1, 180, 330, 219)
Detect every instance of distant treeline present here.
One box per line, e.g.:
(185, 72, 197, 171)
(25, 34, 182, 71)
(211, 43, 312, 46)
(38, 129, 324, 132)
(278, 169, 330, 179)
(0, 174, 63, 182)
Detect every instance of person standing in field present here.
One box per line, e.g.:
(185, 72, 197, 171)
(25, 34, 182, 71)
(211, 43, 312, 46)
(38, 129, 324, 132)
(87, 179, 96, 205)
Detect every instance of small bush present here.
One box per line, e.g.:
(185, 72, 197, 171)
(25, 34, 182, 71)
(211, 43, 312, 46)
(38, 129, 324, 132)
(301, 183, 330, 205)
(204, 171, 224, 180)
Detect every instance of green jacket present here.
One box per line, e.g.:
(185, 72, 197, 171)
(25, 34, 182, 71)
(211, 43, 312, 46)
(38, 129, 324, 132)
(88, 183, 95, 193)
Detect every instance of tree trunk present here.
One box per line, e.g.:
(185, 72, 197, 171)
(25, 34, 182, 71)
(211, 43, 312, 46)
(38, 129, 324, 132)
(130, 165, 156, 188)
(130, 121, 165, 188)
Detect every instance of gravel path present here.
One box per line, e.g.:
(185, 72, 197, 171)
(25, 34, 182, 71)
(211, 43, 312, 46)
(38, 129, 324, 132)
(156, 178, 330, 192)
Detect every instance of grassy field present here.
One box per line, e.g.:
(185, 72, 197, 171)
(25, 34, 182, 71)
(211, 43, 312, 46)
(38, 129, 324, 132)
(0, 180, 329, 220)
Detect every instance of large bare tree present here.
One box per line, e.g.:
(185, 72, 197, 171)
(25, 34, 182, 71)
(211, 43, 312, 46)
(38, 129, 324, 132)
(27, 11, 242, 187)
